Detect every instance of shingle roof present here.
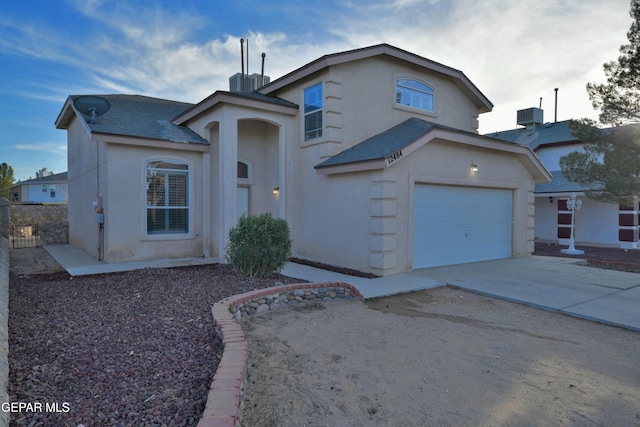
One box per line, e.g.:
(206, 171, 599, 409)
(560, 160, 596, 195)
(172, 90, 298, 124)
(315, 118, 437, 169)
(69, 94, 207, 144)
(11, 172, 68, 187)
(222, 90, 298, 108)
(534, 170, 587, 193)
(485, 120, 578, 150)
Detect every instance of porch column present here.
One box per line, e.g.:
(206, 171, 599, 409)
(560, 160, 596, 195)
(202, 151, 211, 258)
(218, 114, 238, 260)
(278, 124, 286, 219)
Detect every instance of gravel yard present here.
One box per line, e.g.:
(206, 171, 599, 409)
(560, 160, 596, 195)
(8, 252, 304, 427)
(7, 244, 640, 426)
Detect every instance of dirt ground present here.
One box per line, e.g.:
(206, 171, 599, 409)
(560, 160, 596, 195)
(241, 288, 640, 427)
(9, 246, 63, 275)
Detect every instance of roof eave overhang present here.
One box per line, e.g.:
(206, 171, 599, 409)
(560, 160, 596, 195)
(259, 44, 493, 113)
(532, 139, 583, 152)
(316, 127, 552, 182)
(55, 97, 79, 129)
(173, 91, 299, 125)
(535, 191, 586, 197)
(92, 132, 209, 152)
(315, 158, 387, 175)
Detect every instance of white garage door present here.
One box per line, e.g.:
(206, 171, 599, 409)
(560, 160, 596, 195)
(413, 185, 512, 269)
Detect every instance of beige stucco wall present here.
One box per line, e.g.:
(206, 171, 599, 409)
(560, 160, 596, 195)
(102, 144, 205, 263)
(289, 138, 538, 276)
(289, 152, 373, 271)
(67, 117, 102, 258)
(391, 140, 536, 274)
(270, 55, 481, 157)
(268, 57, 492, 274)
(237, 120, 280, 218)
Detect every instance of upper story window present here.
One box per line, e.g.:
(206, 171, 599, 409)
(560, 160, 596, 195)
(396, 79, 434, 112)
(146, 160, 189, 235)
(304, 82, 322, 141)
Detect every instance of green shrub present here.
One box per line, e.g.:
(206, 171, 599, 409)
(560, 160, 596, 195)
(225, 213, 292, 278)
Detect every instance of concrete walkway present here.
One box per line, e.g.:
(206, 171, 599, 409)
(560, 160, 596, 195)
(44, 244, 218, 276)
(44, 245, 640, 331)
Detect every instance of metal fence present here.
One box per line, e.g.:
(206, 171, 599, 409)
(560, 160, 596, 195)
(10, 223, 41, 249)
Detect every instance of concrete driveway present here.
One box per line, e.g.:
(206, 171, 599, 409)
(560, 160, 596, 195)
(414, 256, 640, 331)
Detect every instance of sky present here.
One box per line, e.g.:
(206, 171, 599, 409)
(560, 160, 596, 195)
(0, 0, 632, 181)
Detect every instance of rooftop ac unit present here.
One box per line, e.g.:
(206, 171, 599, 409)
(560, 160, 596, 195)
(229, 73, 271, 92)
(517, 107, 544, 127)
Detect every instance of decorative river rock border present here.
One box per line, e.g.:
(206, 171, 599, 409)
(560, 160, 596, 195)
(197, 282, 363, 427)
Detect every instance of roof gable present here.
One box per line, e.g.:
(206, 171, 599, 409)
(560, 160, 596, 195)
(259, 44, 493, 113)
(316, 117, 551, 182)
(172, 90, 298, 125)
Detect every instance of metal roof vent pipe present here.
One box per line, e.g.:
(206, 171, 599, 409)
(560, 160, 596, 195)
(240, 38, 245, 92)
(260, 52, 266, 87)
(554, 88, 558, 123)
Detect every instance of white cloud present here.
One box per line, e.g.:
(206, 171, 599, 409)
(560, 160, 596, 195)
(1, 0, 633, 133)
(15, 142, 67, 154)
(327, 0, 631, 131)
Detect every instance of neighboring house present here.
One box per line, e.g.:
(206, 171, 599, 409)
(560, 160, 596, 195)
(10, 171, 68, 204)
(488, 108, 639, 249)
(55, 44, 550, 275)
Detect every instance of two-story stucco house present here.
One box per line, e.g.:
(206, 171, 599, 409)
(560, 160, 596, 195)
(489, 109, 639, 249)
(55, 44, 550, 275)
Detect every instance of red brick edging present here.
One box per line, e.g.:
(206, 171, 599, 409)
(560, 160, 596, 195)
(197, 282, 363, 427)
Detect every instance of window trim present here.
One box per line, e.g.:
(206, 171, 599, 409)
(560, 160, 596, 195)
(303, 82, 323, 142)
(394, 77, 435, 115)
(142, 157, 194, 240)
(237, 158, 253, 185)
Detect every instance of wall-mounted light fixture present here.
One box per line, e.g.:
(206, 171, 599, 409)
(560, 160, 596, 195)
(548, 196, 553, 203)
(272, 187, 280, 195)
(470, 163, 478, 172)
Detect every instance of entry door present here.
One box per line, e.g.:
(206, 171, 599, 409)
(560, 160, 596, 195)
(236, 186, 249, 220)
(413, 184, 512, 268)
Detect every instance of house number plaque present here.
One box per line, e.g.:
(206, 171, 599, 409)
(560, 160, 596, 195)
(386, 150, 403, 166)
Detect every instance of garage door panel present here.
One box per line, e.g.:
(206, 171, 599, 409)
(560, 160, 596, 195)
(413, 185, 512, 268)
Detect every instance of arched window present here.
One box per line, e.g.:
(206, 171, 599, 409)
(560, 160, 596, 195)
(146, 160, 189, 234)
(396, 79, 434, 112)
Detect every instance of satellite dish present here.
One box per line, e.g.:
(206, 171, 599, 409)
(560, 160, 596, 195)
(74, 96, 110, 123)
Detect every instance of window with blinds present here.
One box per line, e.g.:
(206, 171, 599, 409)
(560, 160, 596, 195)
(146, 160, 189, 234)
(304, 82, 322, 141)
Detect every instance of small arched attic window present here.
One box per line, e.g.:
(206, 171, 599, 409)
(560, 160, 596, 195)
(396, 79, 434, 112)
